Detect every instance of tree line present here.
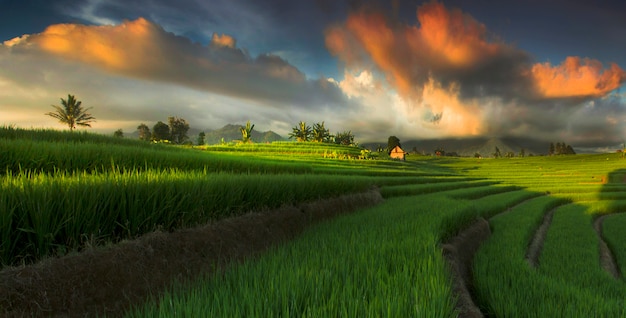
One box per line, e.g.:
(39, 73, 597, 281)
(549, 142, 576, 155)
(288, 121, 356, 146)
(136, 117, 190, 144)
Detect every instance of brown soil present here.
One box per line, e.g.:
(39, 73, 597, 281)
(0, 189, 383, 317)
(441, 197, 544, 317)
(441, 218, 491, 318)
(593, 215, 621, 279)
(526, 208, 555, 268)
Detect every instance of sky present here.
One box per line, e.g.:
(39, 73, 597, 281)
(1, 0, 626, 148)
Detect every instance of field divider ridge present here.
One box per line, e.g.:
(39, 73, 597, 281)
(441, 194, 543, 317)
(525, 206, 559, 268)
(0, 189, 383, 317)
(593, 214, 622, 279)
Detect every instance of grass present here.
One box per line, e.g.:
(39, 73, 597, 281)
(127, 195, 466, 318)
(5, 128, 626, 316)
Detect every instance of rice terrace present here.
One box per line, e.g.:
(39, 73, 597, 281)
(1, 126, 625, 317)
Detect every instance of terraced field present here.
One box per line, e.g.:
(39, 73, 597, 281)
(3, 127, 626, 317)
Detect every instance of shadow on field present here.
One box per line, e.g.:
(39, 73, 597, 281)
(593, 169, 626, 279)
(0, 189, 383, 317)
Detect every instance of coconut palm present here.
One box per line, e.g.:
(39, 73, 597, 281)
(45, 94, 95, 131)
(240, 120, 255, 143)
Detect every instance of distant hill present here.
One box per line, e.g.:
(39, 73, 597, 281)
(202, 124, 285, 144)
(363, 136, 550, 157)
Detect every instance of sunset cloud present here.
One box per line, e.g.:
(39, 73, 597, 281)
(5, 18, 346, 109)
(324, 0, 626, 141)
(211, 33, 236, 48)
(531, 57, 626, 99)
(2, 1, 626, 149)
(326, 1, 531, 102)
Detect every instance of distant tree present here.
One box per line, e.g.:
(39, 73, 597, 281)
(493, 146, 502, 158)
(505, 151, 515, 158)
(555, 142, 563, 155)
(519, 148, 525, 158)
(311, 121, 331, 142)
(549, 142, 555, 156)
(113, 129, 124, 138)
(45, 94, 95, 131)
(137, 123, 151, 141)
(240, 120, 255, 143)
(387, 136, 401, 154)
(197, 131, 206, 145)
(289, 121, 312, 142)
(335, 130, 355, 146)
(168, 116, 190, 144)
(474, 152, 482, 158)
(152, 121, 170, 142)
(549, 141, 576, 155)
(376, 144, 384, 153)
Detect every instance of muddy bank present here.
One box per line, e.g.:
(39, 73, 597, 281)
(526, 208, 555, 267)
(593, 214, 621, 279)
(441, 218, 491, 318)
(0, 189, 383, 317)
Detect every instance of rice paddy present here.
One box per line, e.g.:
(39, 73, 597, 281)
(3, 127, 626, 317)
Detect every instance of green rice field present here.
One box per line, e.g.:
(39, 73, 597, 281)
(2, 126, 626, 317)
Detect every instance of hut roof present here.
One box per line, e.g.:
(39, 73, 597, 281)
(390, 145, 407, 154)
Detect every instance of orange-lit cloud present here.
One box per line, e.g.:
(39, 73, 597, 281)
(4, 18, 344, 107)
(32, 18, 162, 72)
(326, 1, 526, 100)
(211, 33, 236, 48)
(324, 1, 626, 140)
(531, 57, 626, 99)
(326, 1, 624, 104)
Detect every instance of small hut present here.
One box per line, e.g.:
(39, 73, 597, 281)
(389, 145, 407, 161)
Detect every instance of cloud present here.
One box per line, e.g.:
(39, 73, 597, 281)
(333, 69, 485, 140)
(326, 1, 533, 102)
(5, 18, 347, 109)
(211, 33, 236, 48)
(531, 57, 626, 99)
(0, 18, 357, 139)
(324, 0, 626, 143)
(326, 1, 625, 102)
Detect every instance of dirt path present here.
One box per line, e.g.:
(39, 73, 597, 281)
(525, 208, 556, 267)
(0, 190, 383, 317)
(593, 214, 621, 279)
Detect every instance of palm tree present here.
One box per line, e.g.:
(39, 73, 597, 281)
(45, 94, 95, 131)
(311, 121, 331, 143)
(240, 120, 255, 143)
(289, 121, 311, 142)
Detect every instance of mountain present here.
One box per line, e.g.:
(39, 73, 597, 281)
(363, 136, 551, 157)
(202, 124, 285, 144)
